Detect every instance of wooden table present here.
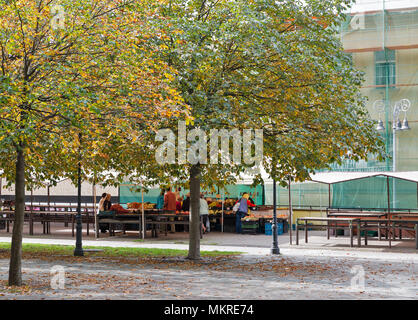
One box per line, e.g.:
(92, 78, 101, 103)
(359, 218, 418, 249)
(0, 208, 95, 236)
(296, 217, 360, 247)
(98, 212, 190, 238)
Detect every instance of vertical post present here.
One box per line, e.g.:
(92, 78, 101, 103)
(387, 176, 391, 248)
(93, 182, 98, 239)
(141, 186, 145, 240)
(328, 184, 331, 208)
(271, 179, 280, 254)
(30, 189, 33, 235)
(74, 133, 84, 256)
(288, 177, 292, 245)
(221, 191, 224, 233)
(47, 185, 50, 234)
(0, 176, 2, 215)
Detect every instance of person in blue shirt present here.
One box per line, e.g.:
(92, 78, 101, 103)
(156, 189, 165, 210)
(235, 193, 256, 233)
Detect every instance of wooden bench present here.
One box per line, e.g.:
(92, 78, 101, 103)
(296, 217, 360, 247)
(358, 218, 418, 249)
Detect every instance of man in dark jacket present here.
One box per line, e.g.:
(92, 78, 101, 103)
(181, 193, 191, 212)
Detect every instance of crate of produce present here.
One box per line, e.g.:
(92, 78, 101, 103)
(265, 222, 283, 235)
(241, 220, 259, 234)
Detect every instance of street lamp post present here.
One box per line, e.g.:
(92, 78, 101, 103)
(271, 179, 280, 255)
(375, 98, 411, 210)
(375, 99, 411, 171)
(74, 132, 84, 257)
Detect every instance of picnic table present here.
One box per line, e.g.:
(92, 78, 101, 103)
(296, 217, 361, 247)
(358, 218, 418, 249)
(0, 205, 95, 236)
(327, 209, 418, 248)
(98, 211, 190, 238)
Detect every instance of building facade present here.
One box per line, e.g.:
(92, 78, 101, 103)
(337, 0, 418, 172)
(271, 0, 418, 210)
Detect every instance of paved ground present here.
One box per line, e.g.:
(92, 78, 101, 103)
(0, 222, 417, 300)
(0, 232, 417, 299)
(0, 252, 416, 300)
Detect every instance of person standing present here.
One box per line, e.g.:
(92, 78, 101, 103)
(164, 187, 177, 233)
(174, 187, 181, 200)
(181, 193, 191, 212)
(181, 193, 191, 232)
(156, 189, 165, 210)
(235, 192, 255, 234)
(176, 196, 183, 212)
(200, 194, 209, 234)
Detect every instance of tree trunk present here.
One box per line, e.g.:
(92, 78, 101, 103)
(187, 164, 201, 260)
(8, 145, 25, 286)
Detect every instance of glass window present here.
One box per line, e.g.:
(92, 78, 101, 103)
(375, 49, 396, 86)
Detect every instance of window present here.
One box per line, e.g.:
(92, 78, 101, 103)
(375, 49, 396, 86)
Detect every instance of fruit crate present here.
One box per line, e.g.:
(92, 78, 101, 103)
(265, 222, 283, 235)
(241, 220, 259, 234)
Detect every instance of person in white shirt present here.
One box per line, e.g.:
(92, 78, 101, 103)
(199, 193, 209, 233)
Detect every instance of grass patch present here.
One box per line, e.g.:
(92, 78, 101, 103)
(0, 243, 242, 258)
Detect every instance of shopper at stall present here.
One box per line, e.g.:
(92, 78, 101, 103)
(174, 186, 182, 200)
(164, 187, 176, 211)
(181, 193, 190, 212)
(235, 193, 256, 234)
(176, 196, 183, 212)
(164, 187, 177, 233)
(156, 189, 165, 210)
(200, 194, 209, 234)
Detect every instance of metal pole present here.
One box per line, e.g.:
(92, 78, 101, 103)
(30, 188, 34, 235)
(387, 176, 391, 248)
(141, 186, 145, 239)
(271, 179, 280, 254)
(288, 177, 292, 245)
(221, 190, 224, 233)
(74, 133, 84, 256)
(47, 185, 50, 211)
(328, 184, 331, 208)
(93, 182, 98, 239)
(393, 126, 396, 210)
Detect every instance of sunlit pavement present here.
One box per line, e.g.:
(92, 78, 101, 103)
(1, 230, 417, 299)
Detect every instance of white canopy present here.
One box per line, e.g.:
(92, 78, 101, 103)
(309, 171, 418, 185)
(241, 170, 418, 185)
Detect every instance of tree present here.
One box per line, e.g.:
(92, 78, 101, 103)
(147, 0, 385, 259)
(0, 0, 184, 285)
